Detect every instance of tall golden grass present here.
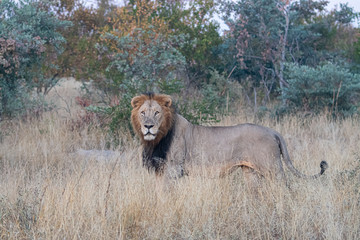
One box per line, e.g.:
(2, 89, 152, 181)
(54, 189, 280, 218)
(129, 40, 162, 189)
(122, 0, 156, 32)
(0, 110, 359, 239)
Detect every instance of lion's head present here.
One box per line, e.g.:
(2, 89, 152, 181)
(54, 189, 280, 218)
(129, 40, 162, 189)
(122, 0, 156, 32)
(131, 93, 175, 145)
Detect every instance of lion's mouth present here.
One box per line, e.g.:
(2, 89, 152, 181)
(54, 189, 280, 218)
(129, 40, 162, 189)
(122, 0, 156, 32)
(144, 133, 156, 141)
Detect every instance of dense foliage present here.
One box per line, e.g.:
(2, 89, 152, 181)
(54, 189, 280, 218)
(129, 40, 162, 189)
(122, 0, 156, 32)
(221, 0, 360, 107)
(0, 0, 70, 117)
(1, 0, 360, 124)
(282, 62, 360, 116)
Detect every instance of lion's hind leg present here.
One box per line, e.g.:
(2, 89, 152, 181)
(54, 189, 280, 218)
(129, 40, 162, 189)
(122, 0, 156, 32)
(219, 161, 263, 178)
(219, 161, 264, 190)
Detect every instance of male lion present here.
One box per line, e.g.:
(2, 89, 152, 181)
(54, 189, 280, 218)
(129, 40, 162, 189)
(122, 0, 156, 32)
(131, 93, 328, 183)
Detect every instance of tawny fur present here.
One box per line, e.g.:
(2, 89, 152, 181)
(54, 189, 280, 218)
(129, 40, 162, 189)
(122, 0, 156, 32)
(131, 93, 328, 182)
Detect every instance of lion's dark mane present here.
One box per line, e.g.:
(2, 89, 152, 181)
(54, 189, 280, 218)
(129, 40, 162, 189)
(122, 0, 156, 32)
(142, 122, 175, 174)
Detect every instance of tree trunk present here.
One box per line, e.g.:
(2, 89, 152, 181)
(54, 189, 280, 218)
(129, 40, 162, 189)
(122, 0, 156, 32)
(277, 2, 291, 105)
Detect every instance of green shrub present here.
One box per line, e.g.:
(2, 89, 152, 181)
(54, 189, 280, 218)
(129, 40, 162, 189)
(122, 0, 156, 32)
(281, 62, 360, 116)
(179, 69, 241, 124)
(0, 0, 70, 118)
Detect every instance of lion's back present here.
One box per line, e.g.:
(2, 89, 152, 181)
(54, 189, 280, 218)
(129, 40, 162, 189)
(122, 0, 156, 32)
(182, 123, 280, 167)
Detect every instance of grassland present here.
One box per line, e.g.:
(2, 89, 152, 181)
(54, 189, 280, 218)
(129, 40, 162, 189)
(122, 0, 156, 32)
(0, 94, 359, 239)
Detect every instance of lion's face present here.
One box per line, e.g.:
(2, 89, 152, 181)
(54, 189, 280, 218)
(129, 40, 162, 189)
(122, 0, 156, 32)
(137, 100, 164, 141)
(131, 94, 174, 143)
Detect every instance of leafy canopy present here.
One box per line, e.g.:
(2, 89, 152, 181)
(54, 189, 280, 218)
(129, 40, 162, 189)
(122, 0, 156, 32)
(0, 0, 70, 117)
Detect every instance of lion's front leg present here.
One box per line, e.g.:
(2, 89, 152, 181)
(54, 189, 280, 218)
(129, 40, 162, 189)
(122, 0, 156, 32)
(164, 143, 187, 180)
(163, 163, 187, 180)
(155, 163, 186, 193)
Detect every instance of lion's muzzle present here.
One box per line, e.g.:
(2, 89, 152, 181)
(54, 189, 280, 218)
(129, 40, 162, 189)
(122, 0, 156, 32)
(143, 132, 156, 141)
(142, 124, 158, 141)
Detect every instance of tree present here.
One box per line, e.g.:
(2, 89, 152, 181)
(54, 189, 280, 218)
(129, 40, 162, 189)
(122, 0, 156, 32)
(49, 0, 116, 80)
(102, 28, 186, 94)
(0, 0, 70, 117)
(158, 0, 223, 85)
(98, 0, 222, 87)
(291, 2, 359, 66)
(282, 62, 360, 115)
(221, 0, 293, 104)
(220, 0, 360, 108)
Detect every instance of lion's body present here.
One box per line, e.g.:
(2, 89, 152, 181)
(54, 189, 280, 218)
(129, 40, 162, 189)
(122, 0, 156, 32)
(159, 114, 284, 178)
(131, 93, 328, 182)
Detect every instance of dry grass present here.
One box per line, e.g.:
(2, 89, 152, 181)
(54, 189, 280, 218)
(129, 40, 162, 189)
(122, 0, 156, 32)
(45, 77, 85, 119)
(0, 109, 359, 239)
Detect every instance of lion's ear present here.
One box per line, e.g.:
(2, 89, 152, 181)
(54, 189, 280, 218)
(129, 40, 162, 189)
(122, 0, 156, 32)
(131, 96, 143, 108)
(159, 95, 172, 108)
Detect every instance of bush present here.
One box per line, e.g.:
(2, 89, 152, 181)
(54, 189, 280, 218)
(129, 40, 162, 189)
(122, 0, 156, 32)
(0, 0, 70, 118)
(281, 62, 360, 116)
(179, 69, 241, 124)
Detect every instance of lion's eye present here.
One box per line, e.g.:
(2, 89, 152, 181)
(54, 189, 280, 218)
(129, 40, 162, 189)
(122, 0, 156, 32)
(154, 111, 160, 116)
(140, 111, 145, 116)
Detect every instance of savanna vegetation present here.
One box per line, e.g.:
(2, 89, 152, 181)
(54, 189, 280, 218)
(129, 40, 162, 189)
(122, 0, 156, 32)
(1, 0, 360, 122)
(1, 108, 360, 239)
(1, 0, 360, 239)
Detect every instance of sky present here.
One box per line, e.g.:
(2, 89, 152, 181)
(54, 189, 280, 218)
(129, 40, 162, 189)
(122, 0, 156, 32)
(327, 0, 360, 13)
(327, 0, 360, 27)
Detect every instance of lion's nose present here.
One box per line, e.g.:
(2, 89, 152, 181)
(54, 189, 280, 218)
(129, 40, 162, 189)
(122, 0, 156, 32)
(144, 124, 154, 129)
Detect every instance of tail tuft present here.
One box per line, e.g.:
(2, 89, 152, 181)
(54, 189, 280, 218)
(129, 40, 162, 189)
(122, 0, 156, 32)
(320, 161, 329, 175)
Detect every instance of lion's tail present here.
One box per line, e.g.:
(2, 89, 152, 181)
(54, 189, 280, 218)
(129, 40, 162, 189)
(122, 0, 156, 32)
(275, 134, 328, 179)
